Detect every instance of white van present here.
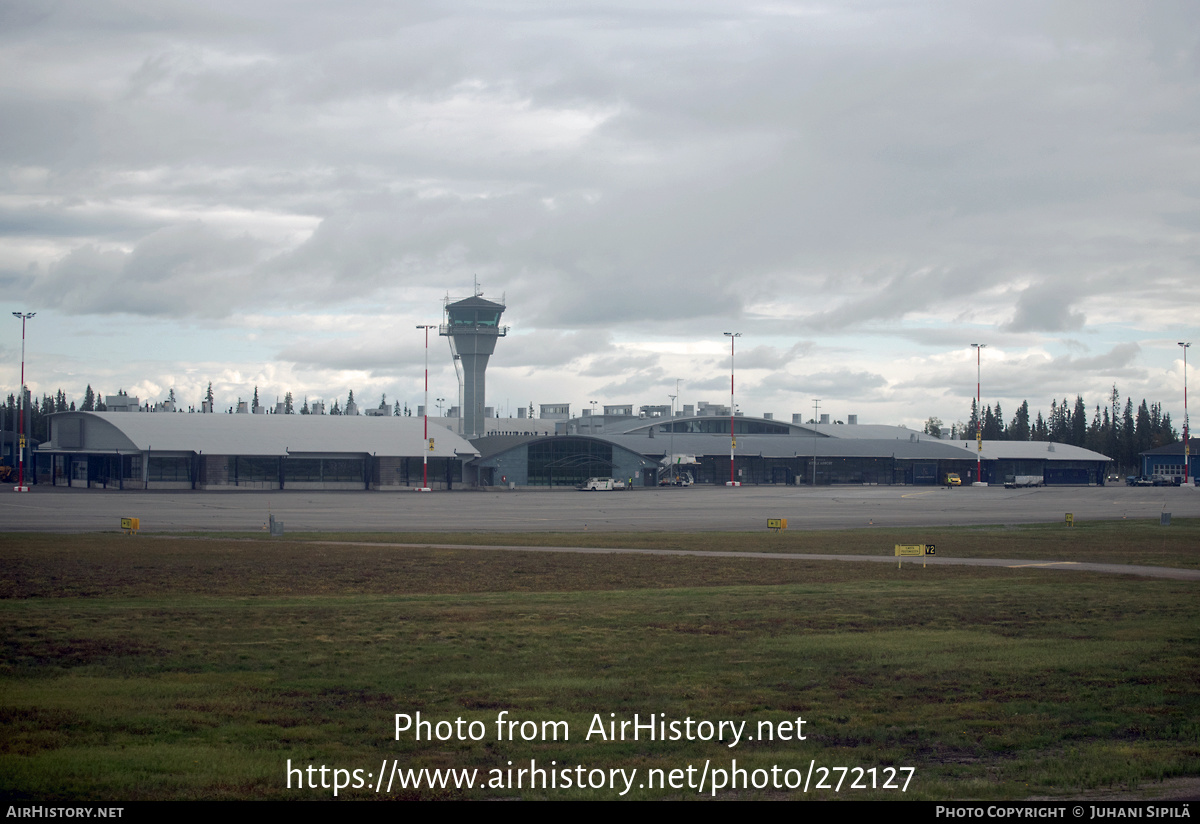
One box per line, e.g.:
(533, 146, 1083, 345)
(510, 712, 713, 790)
(580, 477, 615, 491)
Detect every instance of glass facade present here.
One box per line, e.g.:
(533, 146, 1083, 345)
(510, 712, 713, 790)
(659, 419, 790, 435)
(279, 457, 366, 484)
(447, 307, 502, 328)
(389, 457, 461, 487)
(227, 456, 279, 485)
(148, 455, 191, 482)
(527, 439, 614, 487)
(283, 458, 322, 482)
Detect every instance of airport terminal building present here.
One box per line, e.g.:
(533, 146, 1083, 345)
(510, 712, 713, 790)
(470, 414, 1111, 488)
(38, 412, 478, 490)
(37, 409, 1111, 491)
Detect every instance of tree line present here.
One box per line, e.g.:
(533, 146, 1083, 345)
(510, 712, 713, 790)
(3, 388, 78, 444)
(924, 385, 1179, 470)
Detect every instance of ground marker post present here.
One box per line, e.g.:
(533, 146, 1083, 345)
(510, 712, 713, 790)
(767, 518, 788, 533)
(895, 543, 934, 568)
(120, 517, 139, 536)
(1065, 512, 1074, 527)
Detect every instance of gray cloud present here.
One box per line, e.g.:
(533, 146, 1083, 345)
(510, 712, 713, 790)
(592, 366, 669, 397)
(2, 1, 1197, 425)
(501, 330, 608, 369)
(1003, 283, 1087, 333)
(28, 223, 266, 317)
(275, 337, 420, 375)
(776, 370, 889, 399)
(735, 342, 817, 371)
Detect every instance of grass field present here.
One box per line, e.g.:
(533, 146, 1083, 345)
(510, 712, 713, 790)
(178, 517, 1200, 569)
(2, 520, 1198, 800)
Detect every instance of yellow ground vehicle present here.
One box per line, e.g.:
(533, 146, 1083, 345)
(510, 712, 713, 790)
(942, 472, 962, 487)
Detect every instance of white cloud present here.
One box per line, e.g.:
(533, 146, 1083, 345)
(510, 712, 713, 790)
(2, 1, 1197, 428)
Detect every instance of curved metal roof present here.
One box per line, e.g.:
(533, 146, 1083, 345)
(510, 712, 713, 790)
(605, 432, 1110, 462)
(44, 412, 480, 458)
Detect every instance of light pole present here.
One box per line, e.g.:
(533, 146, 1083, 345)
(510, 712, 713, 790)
(11, 312, 34, 493)
(668, 391, 677, 484)
(971, 343, 986, 484)
(1181, 342, 1191, 485)
(416, 324, 435, 491)
(724, 332, 741, 486)
(811, 399, 821, 485)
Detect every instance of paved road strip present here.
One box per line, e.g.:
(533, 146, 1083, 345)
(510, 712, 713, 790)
(295, 539, 1200, 581)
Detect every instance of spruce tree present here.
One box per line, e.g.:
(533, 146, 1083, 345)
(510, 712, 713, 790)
(1009, 401, 1031, 441)
(1071, 396, 1087, 446)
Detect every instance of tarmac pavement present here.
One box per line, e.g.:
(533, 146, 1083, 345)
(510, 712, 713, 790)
(2, 482, 1197, 533)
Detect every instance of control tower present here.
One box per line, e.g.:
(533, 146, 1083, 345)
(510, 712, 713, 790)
(440, 292, 508, 438)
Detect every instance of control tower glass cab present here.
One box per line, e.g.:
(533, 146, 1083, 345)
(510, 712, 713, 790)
(440, 295, 507, 438)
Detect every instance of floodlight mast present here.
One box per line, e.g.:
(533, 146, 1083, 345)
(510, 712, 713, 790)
(12, 312, 34, 493)
(724, 332, 741, 487)
(1181, 342, 1191, 485)
(971, 343, 986, 484)
(812, 399, 821, 486)
(668, 390, 677, 484)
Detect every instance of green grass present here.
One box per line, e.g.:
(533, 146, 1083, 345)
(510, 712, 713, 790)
(1, 525, 1198, 800)
(168, 516, 1200, 569)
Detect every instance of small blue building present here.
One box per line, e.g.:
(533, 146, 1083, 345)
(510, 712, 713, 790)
(1139, 438, 1198, 483)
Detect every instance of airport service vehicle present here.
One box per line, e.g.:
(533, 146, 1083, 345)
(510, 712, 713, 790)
(659, 471, 694, 487)
(1004, 475, 1043, 488)
(579, 477, 616, 491)
(942, 472, 962, 487)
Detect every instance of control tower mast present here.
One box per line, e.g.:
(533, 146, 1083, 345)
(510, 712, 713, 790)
(440, 289, 507, 438)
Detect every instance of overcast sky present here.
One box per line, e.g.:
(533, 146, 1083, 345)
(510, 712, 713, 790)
(2, 0, 1196, 430)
